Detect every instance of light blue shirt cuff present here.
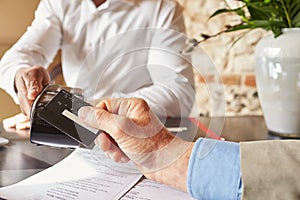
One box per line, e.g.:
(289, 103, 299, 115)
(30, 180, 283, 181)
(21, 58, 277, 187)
(187, 138, 242, 200)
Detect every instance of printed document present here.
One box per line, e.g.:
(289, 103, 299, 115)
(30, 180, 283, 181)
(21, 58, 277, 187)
(0, 148, 193, 200)
(0, 148, 142, 200)
(121, 179, 194, 200)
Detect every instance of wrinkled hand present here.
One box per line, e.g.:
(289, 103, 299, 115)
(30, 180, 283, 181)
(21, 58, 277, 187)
(79, 98, 193, 191)
(78, 98, 186, 172)
(15, 66, 50, 116)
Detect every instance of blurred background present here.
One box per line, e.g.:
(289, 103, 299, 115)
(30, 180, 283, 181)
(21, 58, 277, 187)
(0, 0, 61, 121)
(0, 0, 39, 121)
(0, 0, 265, 121)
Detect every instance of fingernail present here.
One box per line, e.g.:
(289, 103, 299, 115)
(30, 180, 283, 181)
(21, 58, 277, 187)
(78, 106, 91, 119)
(94, 138, 99, 146)
(120, 156, 129, 163)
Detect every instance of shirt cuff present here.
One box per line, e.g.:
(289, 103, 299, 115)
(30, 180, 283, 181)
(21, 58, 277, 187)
(187, 138, 242, 200)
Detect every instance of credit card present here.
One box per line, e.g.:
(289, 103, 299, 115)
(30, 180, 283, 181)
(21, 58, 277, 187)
(38, 89, 100, 147)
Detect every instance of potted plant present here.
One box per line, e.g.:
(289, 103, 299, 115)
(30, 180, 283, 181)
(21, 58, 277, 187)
(185, 0, 300, 138)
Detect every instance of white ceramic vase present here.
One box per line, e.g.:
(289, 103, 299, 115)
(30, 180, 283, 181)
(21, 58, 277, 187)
(255, 28, 300, 138)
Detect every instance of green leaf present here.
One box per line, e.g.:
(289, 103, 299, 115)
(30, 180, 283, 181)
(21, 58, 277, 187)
(247, 3, 275, 20)
(292, 11, 300, 27)
(209, 7, 245, 19)
(271, 27, 283, 38)
(292, 13, 300, 27)
(225, 24, 255, 32)
(293, 21, 300, 27)
(290, 0, 300, 19)
(205, 0, 300, 42)
(281, 0, 293, 27)
(209, 8, 232, 19)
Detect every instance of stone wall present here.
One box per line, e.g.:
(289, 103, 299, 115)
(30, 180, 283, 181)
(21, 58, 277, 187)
(177, 0, 267, 116)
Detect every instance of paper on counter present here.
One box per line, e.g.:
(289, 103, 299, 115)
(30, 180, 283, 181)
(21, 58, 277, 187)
(121, 179, 195, 200)
(0, 147, 194, 200)
(0, 148, 143, 200)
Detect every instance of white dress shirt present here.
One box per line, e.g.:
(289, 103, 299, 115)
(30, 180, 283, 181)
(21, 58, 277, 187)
(0, 0, 195, 117)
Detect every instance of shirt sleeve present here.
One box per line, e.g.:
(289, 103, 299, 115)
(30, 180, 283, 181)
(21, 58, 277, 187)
(117, 1, 195, 118)
(187, 138, 242, 200)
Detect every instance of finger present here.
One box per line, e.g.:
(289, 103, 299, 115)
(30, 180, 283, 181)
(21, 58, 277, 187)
(3, 113, 29, 128)
(15, 67, 49, 115)
(103, 144, 129, 163)
(22, 67, 50, 100)
(4, 127, 30, 138)
(120, 155, 130, 163)
(27, 80, 41, 100)
(15, 74, 28, 97)
(96, 99, 126, 115)
(95, 129, 129, 162)
(95, 133, 113, 152)
(95, 99, 110, 110)
(15, 75, 31, 115)
(111, 146, 130, 163)
(78, 106, 125, 140)
(18, 94, 33, 116)
(15, 121, 30, 130)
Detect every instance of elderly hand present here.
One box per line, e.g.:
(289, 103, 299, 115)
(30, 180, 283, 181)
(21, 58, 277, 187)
(78, 98, 174, 165)
(78, 98, 193, 191)
(14, 66, 50, 116)
(78, 98, 191, 168)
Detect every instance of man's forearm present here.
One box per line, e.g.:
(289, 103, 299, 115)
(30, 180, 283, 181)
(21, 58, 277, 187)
(144, 139, 194, 192)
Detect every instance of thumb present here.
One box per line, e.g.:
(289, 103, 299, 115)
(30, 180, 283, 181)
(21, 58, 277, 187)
(27, 80, 44, 100)
(26, 68, 50, 100)
(27, 81, 41, 100)
(78, 106, 124, 140)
